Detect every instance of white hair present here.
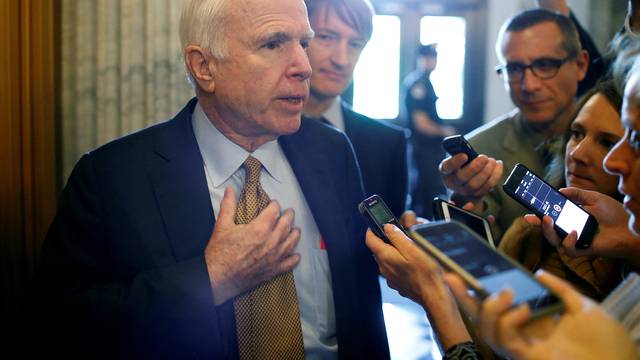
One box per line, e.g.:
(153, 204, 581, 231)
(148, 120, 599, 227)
(179, 0, 230, 87)
(179, 0, 229, 58)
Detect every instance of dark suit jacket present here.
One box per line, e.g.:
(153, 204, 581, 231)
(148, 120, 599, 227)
(32, 98, 389, 359)
(342, 103, 408, 217)
(571, 12, 606, 96)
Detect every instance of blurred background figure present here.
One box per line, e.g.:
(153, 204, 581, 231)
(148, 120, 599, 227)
(403, 43, 456, 219)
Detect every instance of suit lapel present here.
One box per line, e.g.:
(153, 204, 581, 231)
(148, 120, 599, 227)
(149, 98, 215, 261)
(502, 112, 524, 154)
(278, 122, 346, 255)
(341, 102, 357, 138)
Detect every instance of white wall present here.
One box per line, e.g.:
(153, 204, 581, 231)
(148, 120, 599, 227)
(482, 0, 592, 123)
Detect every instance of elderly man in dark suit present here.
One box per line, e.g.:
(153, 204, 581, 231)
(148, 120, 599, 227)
(32, 0, 390, 358)
(302, 0, 408, 217)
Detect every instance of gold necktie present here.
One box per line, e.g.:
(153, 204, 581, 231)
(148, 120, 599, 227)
(233, 156, 305, 360)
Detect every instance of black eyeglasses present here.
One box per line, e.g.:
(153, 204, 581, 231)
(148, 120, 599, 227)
(495, 55, 576, 82)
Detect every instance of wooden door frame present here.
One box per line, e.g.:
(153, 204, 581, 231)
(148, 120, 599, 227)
(0, 0, 60, 318)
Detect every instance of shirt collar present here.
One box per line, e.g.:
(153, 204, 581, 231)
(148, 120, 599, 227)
(192, 102, 286, 187)
(322, 97, 345, 131)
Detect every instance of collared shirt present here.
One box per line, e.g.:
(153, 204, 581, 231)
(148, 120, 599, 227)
(192, 103, 337, 359)
(320, 98, 345, 131)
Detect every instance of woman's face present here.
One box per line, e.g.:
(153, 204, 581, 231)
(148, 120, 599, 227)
(565, 93, 623, 197)
(604, 73, 640, 235)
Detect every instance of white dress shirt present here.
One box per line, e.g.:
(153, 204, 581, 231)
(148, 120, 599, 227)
(192, 103, 338, 359)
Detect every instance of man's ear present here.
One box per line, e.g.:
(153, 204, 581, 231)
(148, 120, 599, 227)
(574, 49, 589, 82)
(184, 45, 216, 93)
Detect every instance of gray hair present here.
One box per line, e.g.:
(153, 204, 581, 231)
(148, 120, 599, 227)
(179, 0, 229, 58)
(179, 0, 230, 87)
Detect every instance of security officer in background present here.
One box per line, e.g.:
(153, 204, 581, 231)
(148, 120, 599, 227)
(403, 44, 455, 218)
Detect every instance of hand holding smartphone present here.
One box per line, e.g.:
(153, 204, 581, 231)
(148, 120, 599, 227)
(502, 164, 598, 249)
(410, 220, 564, 320)
(442, 135, 479, 166)
(358, 194, 408, 243)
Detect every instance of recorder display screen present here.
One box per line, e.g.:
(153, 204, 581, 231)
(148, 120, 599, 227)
(513, 170, 589, 238)
(368, 201, 394, 225)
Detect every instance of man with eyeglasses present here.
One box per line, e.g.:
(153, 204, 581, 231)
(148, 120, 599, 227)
(439, 8, 589, 241)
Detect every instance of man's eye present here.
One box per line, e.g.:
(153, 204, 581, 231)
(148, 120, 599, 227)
(506, 64, 524, 73)
(533, 59, 557, 71)
(265, 41, 281, 50)
(317, 34, 334, 41)
(349, 41, 365, 49)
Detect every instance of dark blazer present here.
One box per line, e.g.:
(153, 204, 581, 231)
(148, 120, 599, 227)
(32, 98, 389, 359)
(571, 12, 606, 96)
(342, 103, 408, 217)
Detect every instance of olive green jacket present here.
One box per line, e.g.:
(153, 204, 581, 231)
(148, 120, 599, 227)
(459, 110, 550, 242)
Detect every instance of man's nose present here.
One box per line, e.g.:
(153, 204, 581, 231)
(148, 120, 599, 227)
(290, 44, 312, 81)
(520, 67, 543, 92)
(330, 41, 350, 68)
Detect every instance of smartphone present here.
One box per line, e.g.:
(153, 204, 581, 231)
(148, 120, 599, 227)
(502, 163, 598, 249)
(432, 197, 495, 248)
(442, 135, 479, 166)
(410, 220, 564, 319)
(358, 194, 408, 242)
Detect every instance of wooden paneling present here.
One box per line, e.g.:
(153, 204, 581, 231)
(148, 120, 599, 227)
(0, 0, 58, 317)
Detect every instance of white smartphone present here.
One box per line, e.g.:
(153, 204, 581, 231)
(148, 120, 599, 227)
(432, 197, 495, 248)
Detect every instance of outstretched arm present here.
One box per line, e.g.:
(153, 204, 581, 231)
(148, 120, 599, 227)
(445, 270, 636, 360)
(365, 224, 472, 350)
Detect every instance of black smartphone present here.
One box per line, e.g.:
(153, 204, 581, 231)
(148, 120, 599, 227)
(502, 163, 598, 249)
(358, 194, 408, 243)
(410, 220, 564, 320)
(442, 135, 479, 166)
(432, 197, 495, 247)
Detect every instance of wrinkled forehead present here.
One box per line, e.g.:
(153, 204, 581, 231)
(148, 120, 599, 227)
(227, 0, 311, 32)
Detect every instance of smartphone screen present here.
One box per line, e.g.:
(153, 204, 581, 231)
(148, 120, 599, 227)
(412, 222, 561, 312)
(513, 169, 589, 238)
